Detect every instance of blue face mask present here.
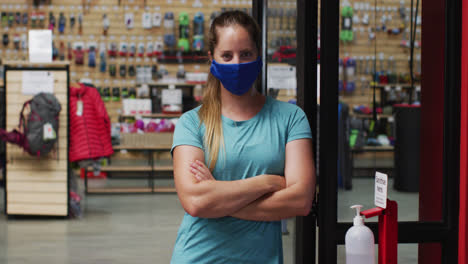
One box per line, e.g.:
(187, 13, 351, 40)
(210, 57, 262, 96)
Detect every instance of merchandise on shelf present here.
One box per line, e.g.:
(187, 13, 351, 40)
(119, 118, 176, 134)
(163, 12, 176, 48)
(178, 12, 190, 52)
(137, 42, 145, 57)
(192, 12, 204, 51)
(58, 12, 66, 34)
(88, 46, 97, 67)
(112, 87, 121, 102)
(74, 45, 84, 65)
(99, 49, 107, 73)
(69, 13, 75, 29)
(340, 1, 354, 42)
(122, 98, 152, 115)
(102, 14, 110, 35)
(152, 12, 162, 27)
(59, 41, 65, 61)
(48, 12, 55, 31)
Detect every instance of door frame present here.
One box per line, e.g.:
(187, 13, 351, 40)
(252, 1, 319, 263)
(317, 0, 462, 263)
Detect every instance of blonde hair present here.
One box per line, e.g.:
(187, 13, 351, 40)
(199, 11, 261, 171)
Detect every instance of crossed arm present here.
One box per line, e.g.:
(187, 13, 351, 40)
(172, 138, 315, 221)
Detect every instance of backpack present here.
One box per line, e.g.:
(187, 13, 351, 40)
(0, 92, 61, 157)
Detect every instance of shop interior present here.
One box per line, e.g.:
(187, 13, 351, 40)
(0, 0, 456, 263)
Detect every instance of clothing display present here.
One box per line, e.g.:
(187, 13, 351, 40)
(170, 96, 312, 263)
(69, 83, 113, 162)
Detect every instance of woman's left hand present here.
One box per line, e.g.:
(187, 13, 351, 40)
(190, 160, 215, 182)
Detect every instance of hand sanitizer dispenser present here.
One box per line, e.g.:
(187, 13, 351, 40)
(345, 205, 375, 264)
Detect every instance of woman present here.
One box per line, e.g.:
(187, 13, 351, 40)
(171, 11, 315, 264)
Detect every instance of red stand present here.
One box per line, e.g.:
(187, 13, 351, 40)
(361, 199, 398, 264)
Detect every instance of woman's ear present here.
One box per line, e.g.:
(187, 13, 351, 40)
(208, 51, 213, 63)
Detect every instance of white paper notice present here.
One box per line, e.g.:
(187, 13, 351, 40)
(28, 30, 52, 63)
(162, 89, 182, 105)
(375, 172, 388, 209)
(22, 71, 54, 95)
(267, 65, 296, 90)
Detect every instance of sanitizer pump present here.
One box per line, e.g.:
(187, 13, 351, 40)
(345, 205, 375, 264)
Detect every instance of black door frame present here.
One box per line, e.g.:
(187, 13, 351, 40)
(252, 1, 318, 263)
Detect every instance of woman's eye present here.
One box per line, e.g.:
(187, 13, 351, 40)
(221, 54, 232, 59)
(241, 52, 252, 58)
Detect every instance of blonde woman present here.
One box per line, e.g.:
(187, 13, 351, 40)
(171, 10, 315, 264)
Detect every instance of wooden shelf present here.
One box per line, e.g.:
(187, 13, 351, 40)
(87, 187, 153, 194)
(350, 113, 393, 119)
(3, 60, 71, 67)
(375, 84, 420, 88)
(145, 81, 206, 86)
(91, 165, 173, 172)
(96, 166, 153, 172)
(120, 113, 182, 118)
(153, 187, 177, 193)
(113, 145, 172, 150)
(86, 187, 176, 194)
(352, 146, 394, 152)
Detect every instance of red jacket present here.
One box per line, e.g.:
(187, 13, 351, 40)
(69, 83, 114, 162)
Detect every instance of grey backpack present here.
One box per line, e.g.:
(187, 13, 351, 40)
(0, 92, 62, 157)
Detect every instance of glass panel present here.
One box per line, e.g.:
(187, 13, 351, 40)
(336, 0, 440, 223)
(266, 1, 298, 263)
(266, 0, 297, 103)
(337, 243, 441, 264)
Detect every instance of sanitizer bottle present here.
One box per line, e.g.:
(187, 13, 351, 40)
(345, 205, 375, 264)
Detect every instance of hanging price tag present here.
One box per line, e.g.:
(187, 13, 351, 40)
(77, 100, 83, 116)
(43, 123, 56, 140)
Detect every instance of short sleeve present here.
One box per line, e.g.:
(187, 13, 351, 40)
(171, 112, 204, 155)
(287, 107, 312, 143)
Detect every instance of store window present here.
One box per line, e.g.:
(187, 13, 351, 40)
(336, 0, 425, 223)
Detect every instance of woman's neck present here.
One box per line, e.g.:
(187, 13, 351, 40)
(220, 86, 266, 121)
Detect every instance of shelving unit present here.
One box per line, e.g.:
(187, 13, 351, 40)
(119, 113, 181, 119)
(84, 112, 176, 194)
(84, 145, 175, 194)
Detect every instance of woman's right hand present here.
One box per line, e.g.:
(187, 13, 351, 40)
(190, 160, 215, 182)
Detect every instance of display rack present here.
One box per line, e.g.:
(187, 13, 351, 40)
(84, 145, 174, 194)
(84, 113, 176, 194)
(3, 61, 70, 217)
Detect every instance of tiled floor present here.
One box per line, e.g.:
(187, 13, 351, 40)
(0, 177, 421, 263)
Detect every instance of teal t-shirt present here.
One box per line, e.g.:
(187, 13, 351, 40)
(170, 96, 312, 264)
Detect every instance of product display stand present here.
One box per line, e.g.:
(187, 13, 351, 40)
(84, 115, 177, 194)
(3, 61, 70, 217)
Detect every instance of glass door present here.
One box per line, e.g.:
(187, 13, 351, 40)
(317, 0, 461, 263)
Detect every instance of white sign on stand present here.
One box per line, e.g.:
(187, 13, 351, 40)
(375, 172, 388, 209)
(28, 30, 52, 63)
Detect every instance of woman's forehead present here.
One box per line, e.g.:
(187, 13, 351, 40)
(215, 26, 256, 50)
